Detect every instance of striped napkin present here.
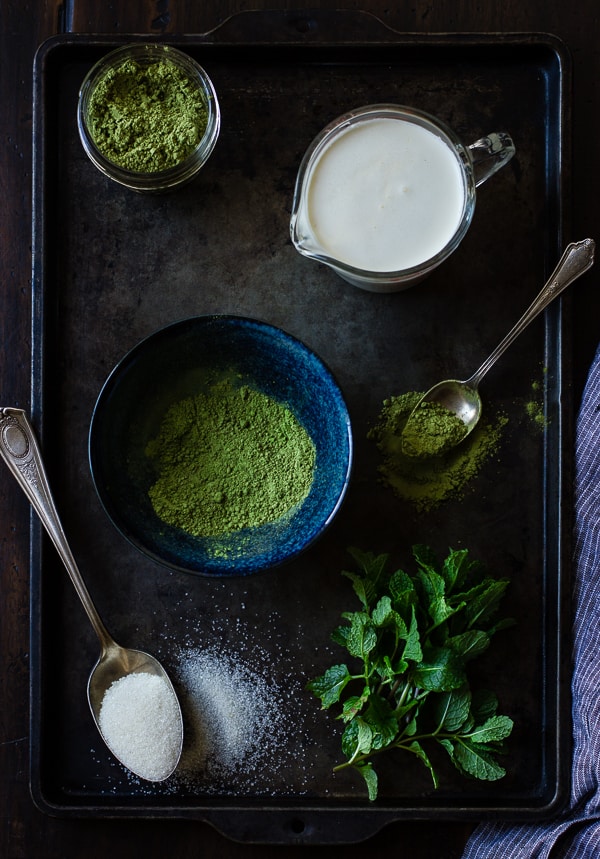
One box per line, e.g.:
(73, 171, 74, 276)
(462, 343, 600, 858)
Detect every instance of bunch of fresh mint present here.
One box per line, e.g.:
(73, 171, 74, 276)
(307, 545, 514, 800)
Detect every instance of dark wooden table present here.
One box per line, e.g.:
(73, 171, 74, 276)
(2, 2, 599, 857)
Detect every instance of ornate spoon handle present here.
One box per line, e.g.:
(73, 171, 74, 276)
(0, 407, 112, 647)
(466, 238, 595, 388)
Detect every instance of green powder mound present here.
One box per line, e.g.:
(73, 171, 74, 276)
(368, 391, 507, 514)
(88, 58, 208, 172)
(145, 380, 316, 538)
(401, 399, 469, 458)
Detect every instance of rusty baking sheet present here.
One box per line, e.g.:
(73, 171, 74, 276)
(30, 12, 571, 844)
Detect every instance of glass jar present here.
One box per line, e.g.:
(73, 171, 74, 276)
(77, 43, 220, 193)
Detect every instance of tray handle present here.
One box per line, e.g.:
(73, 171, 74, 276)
(202, 9, 402, 44)
(203, 808, 393, 845)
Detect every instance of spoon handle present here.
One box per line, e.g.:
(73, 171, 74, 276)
(0, 407, 114, 649)
(467, 238, 596, 388)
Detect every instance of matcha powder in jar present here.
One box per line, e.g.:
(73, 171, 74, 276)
(86, 56, 208, 172)
(145, 379, 317, 538)
(78, 44, 220, 191)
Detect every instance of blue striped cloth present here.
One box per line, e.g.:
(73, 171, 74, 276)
(462, 343, 600, 858)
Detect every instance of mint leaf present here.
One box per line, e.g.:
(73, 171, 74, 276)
(389, 568, 418, 616)
(363, 693, 398, 750)
(405, 740, 439, 788)
(347, 547, 389, 597)
(416, 566, 446, 611)
(452, 738, 507, 781)
(340, 689, 369, 722)
(412, 543, 440, 574)
(372, 595, 393, 627)
(434, 687, 472, 733)
(429, 594, 467, 632)
(402, 604, 423, 662)
(447, 630, 490, 662)
(375, 655, 397, 686)
(414, 560, 467, 632)
(413, 645, 466, 692)
(437, 737, 464, 773)
(461, 579, 510, 630)
(403, 716, 418, 737)
(355, 719, 374, 756)
(346, 612, 377, 659)
(306, 663, 352, 708)
(354, 762, 378, 801)
(391, 611, 409, 641)
(331, 623, 349, 648)
(341, 570, 374, 611)
(441, 548, 473, 592)
(467, 715, 514, 744)
(342, 570, 375, 611)
(375, 652, 409, 687)
(340, 718, 359, 758)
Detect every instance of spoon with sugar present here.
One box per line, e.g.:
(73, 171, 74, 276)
(402, 238, 595, 458)
(0, 407, 183, 781)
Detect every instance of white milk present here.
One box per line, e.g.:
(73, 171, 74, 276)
(306, 118, 466, 272)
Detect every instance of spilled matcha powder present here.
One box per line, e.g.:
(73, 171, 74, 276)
(87, 57, 208, 172)
(524, 379, 548, 431)
(368, 391, 506, 513)
(145, 379, 316, 537)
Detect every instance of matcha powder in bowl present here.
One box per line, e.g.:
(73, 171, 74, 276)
(77, 44, 220, 192)
(88, 316, 353, 577)
(145, 379, 317, 538)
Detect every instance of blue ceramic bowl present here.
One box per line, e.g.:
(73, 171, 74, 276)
(88, 316, 353, 576)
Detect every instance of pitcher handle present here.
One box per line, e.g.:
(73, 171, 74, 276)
(468, 132, 516, 188)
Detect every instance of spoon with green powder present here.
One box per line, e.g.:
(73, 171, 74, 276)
(0, 407, 184, 781)
(402, 238, 595, 458)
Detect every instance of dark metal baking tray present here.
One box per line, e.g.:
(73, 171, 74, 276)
(30, 11, 572, 844)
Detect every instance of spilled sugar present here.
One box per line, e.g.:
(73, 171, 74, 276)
(164, 608, 324, 796)
(173, 643, 297, 794)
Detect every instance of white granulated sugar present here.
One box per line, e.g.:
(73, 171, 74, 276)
(98, 672, 181, 782)
(172, 639, 318, 795)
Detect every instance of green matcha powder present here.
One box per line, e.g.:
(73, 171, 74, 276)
(87, 57, 208, 172)
(368, 391, 506, 513)
(145, 379, 316, 538)
(401, 399, 469, 458)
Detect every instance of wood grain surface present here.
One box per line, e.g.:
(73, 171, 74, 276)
(2, 2, 598, 857)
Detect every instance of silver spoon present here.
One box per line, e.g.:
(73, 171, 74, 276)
(402, 238, 596, 457)
(0, 407, 183, 781)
